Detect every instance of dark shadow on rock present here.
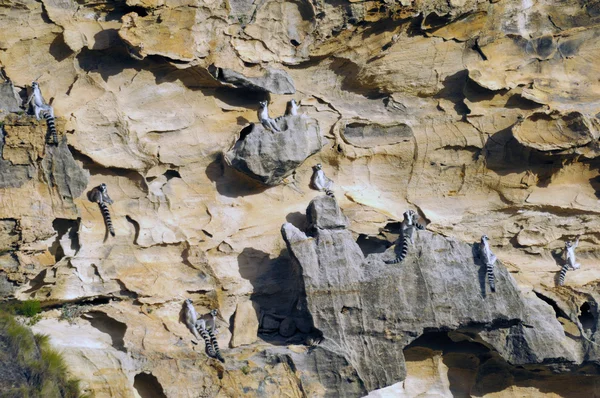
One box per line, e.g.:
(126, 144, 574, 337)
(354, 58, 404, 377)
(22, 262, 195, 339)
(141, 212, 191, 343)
(237, 247, 312, 345)
(85, 311, 127, 352)
(133, 372, 167, 398)
(434, 70, 470, 117)
(550, 248, 565, 287)
(356, 234, 392, 257)
(285, 211, 307, 231)
(49, 33, 73, 63)
(205, 155, 269, 198)
(76, 46, 144, 83)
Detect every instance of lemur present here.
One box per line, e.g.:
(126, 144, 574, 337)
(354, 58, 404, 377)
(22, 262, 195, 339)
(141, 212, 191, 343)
(183, 298, 202, 340)
(479, 235, 497, 292)
(385, 210, 424, 264)
(559, 238, 580, 286)
(284, 99, 298, 116)
(27, 81, 58, 145)
(89, 183, 115, 237)
(195, 309, 225, 363)
(310, 164, 334, 197)
(257, 101, 280, 132)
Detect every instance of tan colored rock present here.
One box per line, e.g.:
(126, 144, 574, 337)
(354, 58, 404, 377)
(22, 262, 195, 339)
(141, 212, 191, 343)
(230, 300, 259, 347)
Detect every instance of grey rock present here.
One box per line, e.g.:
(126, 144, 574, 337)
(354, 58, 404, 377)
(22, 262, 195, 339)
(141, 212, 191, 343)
(261, 314, 281, 331)
(210, 67, 295, 94)
(278, 317, 297, 337)
(342, 121, 413, 148)
(0, 81, 22, 120)
(307, 195, 349, 230)
(281, 196, 591, 396)
(0, 220, 19, 252)
(41, 137, 89, 200)
(225, 115, 323, 186)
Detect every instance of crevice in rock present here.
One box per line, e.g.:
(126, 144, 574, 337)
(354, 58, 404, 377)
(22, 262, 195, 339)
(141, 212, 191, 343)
(83, 311, 127, 352)
(126, 216, 140, 245)
(49, 218, 81, 262)
(133, 372, 167, 398)
(105, 5, 149, 21)
(356, 234, 391, 256)
(533, 291, 569, 319)
(579, 302, 597, 336)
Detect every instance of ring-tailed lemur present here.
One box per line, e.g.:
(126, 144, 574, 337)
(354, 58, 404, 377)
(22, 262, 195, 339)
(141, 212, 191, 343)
(284, 99, 298, 116)
(89, 183, 115, 237)
(195, 309, 225, 363)
(479, 235, 497, 292)
(559, 238, 580, 286)
(385, 210, 424, 264)
(310, 164, 334, 197)
(183, 298, 202, 340)
(27, 82, 58, 145)
(258, 101, 280, 132)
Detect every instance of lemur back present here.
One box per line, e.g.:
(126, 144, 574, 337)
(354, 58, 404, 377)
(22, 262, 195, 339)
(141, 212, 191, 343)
(385, 210, 424, 264)
(29, 82, 58, 145)
(89, 183, 115, 237)
(479, 235, 497, 292)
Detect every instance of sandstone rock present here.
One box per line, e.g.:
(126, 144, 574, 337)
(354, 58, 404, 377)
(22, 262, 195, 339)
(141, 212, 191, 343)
(278, 317, 296, 337)
(231, 300, 259, 347)
(224, 115, 323, 186)
(307, 195, 349, 230)
(0, 81, 21, 119)
(209, 67, 295, 94)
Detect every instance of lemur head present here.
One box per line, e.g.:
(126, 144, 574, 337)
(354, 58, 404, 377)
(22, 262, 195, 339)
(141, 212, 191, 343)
(481, 235, 489, 242)
(313, 163, 322, 171)
(99, 183, 107, 193)
(289, 99, 297, 107)
(258, 101, 268, 109)
(210, 309, 218, 317)
(184, 298, 193, 307)
(566, 241, 573, 248)
(31, 81, 39, 89)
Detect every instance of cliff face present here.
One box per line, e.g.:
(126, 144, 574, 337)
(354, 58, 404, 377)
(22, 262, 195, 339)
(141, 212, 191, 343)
(0, 0, 599, 397)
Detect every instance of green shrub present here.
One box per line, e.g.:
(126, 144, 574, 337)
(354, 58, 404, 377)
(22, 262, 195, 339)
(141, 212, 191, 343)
(16, 300, 42, 317)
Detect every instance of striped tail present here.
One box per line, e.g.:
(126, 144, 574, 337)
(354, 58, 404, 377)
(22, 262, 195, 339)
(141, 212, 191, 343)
(208, 329, 225, 363)
(324, 188, 334, 197)
(385, 236, 409, 264)
(41, 110, 58, 145)
(558, 263, 569, 286)
(486, 263, 495, 292)
(198, 329, 216, 357)
(99, 202, 115, 236)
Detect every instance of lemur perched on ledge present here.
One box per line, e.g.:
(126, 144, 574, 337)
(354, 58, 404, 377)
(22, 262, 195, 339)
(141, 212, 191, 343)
(257, 101, 280, 132)
(26, 81, 58, 145)
(89, 183, 115, 237)
(310, 164, 334, 197)
(559, 238, 580, 286)
(183, 300, 224, 363)
(385, 210, 424, 264)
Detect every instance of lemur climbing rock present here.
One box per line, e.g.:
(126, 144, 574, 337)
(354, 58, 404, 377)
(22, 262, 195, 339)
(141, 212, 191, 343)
(385, 210, 424, 264)
(559, 238, 580, 286)
(479, 235, 497, 292)
(310, 164, 334, 197)
(27, 81, 57, 145)
(195, 309, 225, 363)
(258, 101, 280, 132)
(89, 183, 115, 237)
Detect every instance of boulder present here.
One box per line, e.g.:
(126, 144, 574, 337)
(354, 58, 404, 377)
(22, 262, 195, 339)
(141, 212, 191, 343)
(230, 300, 259, 347)
(224, 115, 323, 186)
(278, 317, 297, 337)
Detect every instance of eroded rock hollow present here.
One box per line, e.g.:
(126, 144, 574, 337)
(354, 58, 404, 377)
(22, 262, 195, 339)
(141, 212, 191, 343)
(0, 0, 599, 396)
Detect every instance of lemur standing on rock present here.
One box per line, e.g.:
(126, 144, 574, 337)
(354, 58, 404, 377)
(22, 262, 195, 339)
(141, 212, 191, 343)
(89, 183, 115, 237)
(195, 309, 225, 363)
(310, 164, 334, 197)
(479, 235, 497, 292)
(183, 298, 202, 340)
(284, 99, 298, 116)
(559, 238, 580, 286)
(27, 81, 58, 145)
(385, 210, 424, 264)
(258, 101, 280, 132)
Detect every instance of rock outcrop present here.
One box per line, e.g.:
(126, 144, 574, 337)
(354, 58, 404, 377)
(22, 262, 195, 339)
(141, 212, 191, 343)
(225, 115, 323, 186)
(282, 196, 598, 396)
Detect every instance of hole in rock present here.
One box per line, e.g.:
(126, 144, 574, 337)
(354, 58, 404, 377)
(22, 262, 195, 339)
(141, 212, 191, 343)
(105, 5, 148, 21)
(238, 124, 254, 142)
(49, 218, 81, 262)
(533, 291, 569, 319)
(579, 302, 596, 334)
(133, 373, 167, 398)
(163, 169, 181, 180)
(290, 39, 300, 47)
(85, 311, 127, 352)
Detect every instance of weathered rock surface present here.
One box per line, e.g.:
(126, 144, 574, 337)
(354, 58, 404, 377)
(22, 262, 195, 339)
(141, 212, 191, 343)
(1, 0, 600, 396)
(230, 300, 259, 347)
(282, 196, 597, 396)
(225, 115, 323, 186)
